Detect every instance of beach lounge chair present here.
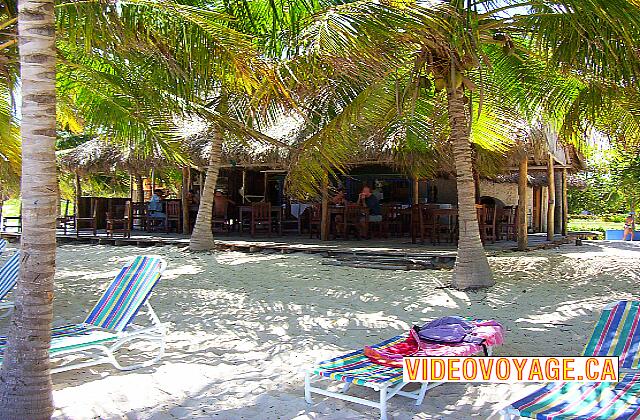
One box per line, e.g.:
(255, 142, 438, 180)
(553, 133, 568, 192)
(0, 238, 7, 254)
(501, 300, 640, 419)
(0, 255, 167, 373)
(0, 251, 19, 318)
(305, 320, 504, 420)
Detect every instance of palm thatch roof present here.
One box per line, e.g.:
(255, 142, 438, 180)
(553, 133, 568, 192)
(58, 138, 121, 176)
(492, 172, 587, 189)
(58, 138, 174, 177)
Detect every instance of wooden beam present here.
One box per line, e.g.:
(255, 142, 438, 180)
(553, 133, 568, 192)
(505, 164, 574, 170)
(562, 169, 568, 236)
(547, 153, 555, 241)
(517, 156, 528, 250)
(320, 172, 330, 241)
(413, 178, 419, 204)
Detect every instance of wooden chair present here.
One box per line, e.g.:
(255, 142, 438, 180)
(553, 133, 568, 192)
(343, 204, 368, 240)
(212, 200, 231, 235)
(499, 206, 518, 241)
(281, 203, 302, 235)
(2, 201, 21, 233)
(131, 202, 147, 231)
(106, 201, 131, 238)
(381, 204, 403, 238)
(476, 204, 497, 243)
(434, 208, 459, 244)
(411, 204, 436, 244)
(76, 199, 97, 237)
(251, 202, 272, 237)
(164, 201, 182, 233)
(145, 202, 165, 232)
(57, 199, 75, 235)
(308, 204, 321, 239)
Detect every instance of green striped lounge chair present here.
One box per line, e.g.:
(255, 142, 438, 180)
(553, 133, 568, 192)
(305, 333, 500, 420)
(502, 300, 640, 419)
(0, 255, 167, 374)
(0, 251, 20, 318)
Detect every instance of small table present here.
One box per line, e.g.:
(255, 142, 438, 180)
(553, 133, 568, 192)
(239, 205, 283, 236)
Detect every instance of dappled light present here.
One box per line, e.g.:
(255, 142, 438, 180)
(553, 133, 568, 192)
(0, 241, 638, 418)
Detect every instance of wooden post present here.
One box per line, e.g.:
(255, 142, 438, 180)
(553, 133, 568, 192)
(547, 154, 555, 241)
(413, 178, 419, 204)
(320, 172, 330, 241)
(241, 170, 246, 203)
(263, 172, 268, 201)
(562, 169, 568, 236)
(554, 169, 563, 234)
(473, 166, 481, 204)
(517, 156, 528, 250)
(135, 175, 144, 203)
(181, 166, 191, 234)
(151, 168, 156, 193)
(75, 172, 82, 215)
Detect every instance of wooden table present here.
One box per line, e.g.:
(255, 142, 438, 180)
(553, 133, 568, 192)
(239, 205, 283, 236)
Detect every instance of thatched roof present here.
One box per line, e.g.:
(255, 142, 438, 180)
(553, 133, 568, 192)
(58, 138, 121, 176)
(58, 138, 172, 177)
(492, 172, 588, 189)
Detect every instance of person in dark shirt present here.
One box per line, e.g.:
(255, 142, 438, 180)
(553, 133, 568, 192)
(357, 186, 382, 222)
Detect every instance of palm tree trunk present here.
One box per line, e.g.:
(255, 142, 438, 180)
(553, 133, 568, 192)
(189, 126, 223, 251)
(447, 87, 494, 290)
(181, 167, 190, 235)
(0, 0, 57, 417)
(546, 154, 555, 241)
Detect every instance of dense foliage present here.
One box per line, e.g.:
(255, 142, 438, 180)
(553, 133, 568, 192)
(568, 147, 640, 215)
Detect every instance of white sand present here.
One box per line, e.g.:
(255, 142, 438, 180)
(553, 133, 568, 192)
(2, 240, 639, 419)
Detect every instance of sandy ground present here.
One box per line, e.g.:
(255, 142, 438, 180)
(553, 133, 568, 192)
(1, 240, 639, 419)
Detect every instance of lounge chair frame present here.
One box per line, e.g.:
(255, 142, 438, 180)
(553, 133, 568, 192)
(305, 343, 494, 420)
(50, 300, 166, 374)
(499, 301, 638, 419)
(0, 256, 167, 375)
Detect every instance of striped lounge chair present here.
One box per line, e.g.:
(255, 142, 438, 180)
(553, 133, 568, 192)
(0, 251, 20, 318)
(0, 255, 167, 374)
(0, 239, 7, 255)
(502, 300, 640, 419)
(305, 322, 503, 420)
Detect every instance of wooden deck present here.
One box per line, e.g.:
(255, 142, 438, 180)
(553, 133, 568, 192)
(0, 229, 574, 271)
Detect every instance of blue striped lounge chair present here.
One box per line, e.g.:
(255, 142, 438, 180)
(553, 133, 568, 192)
(0, 251, 20, 318)
(0, 255, 167, 374)
(502, 300, 640, 419)
(0, 239, 7, 255)
(305, 332, 501, 420)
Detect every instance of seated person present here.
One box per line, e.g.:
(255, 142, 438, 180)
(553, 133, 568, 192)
(148, 189, 166, 218)
(213, 190, 235, 218)
(331, 188, 347, 206)
(357, 186, 382, 222)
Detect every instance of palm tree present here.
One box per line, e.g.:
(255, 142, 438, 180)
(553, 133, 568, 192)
(189, 96, 227, 251)
(0, 0, 58, 417)
(0, 0, 282, 413)
(276, 0, 640, 289)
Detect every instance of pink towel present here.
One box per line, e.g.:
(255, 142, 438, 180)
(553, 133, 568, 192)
(364, 320, 504, 368)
